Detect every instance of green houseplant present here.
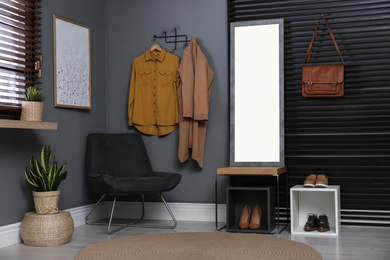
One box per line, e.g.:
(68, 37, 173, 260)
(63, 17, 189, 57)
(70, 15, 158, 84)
(23, 85, 47, 102)
(25, 145, 68, 214)
(20, 85, 47, 122)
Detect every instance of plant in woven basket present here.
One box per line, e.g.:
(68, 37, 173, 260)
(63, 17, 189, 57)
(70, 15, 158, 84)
(20, 85, 46, 122)
(23, 85, 47, 102)
(25, 145, 68, 214)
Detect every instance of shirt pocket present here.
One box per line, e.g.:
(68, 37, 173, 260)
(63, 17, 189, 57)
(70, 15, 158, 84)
(157, 70, 173, 87)
(137, 70, 152, 86)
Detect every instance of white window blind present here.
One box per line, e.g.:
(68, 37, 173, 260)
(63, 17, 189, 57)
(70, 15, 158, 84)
(0, 0, 41, 119)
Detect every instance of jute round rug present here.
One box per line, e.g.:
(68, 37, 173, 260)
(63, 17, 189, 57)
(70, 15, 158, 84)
(75, 232, 321, 260)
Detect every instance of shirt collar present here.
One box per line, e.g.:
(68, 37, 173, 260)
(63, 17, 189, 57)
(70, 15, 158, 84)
(145, 49, 166, 62)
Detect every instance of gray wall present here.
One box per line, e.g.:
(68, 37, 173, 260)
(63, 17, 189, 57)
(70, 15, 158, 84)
(106, 0, 229, 203)
(0, 0, 107, 226)
(0, 0, 229, 226)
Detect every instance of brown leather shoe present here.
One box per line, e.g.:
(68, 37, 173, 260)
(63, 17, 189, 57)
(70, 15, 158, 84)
(249, 204, 262, 229)
(315, 174, 328, 188)
(304, 174, 317, 187)
(239, 204, 251, 229)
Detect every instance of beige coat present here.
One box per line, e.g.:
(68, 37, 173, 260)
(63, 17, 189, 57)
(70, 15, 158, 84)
(177, 38, 214, 168)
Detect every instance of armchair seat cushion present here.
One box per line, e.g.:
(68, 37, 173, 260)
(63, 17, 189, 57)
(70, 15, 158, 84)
(88, 172, 181, 195)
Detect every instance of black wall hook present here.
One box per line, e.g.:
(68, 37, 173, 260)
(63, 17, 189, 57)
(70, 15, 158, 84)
(153, 26, 190, 50)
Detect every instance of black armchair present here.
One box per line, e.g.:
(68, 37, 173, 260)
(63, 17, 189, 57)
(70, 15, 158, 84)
(84, 133, 182, 234)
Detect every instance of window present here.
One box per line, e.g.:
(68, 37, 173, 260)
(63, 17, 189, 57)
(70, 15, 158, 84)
(0, 0, 41, 119)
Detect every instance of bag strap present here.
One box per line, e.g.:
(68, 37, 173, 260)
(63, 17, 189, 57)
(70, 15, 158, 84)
(303, 14, 344, 65)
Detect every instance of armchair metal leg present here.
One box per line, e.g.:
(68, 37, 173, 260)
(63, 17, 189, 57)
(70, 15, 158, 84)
(159, 192, 177, 229)
(106, 196, 127, 234)
(85, 194, 144, 234)
(85, 194, 106, 225)
(127, 193, 177, 229)
(85, 193, 177, 234)
(107, 195, 146, 234)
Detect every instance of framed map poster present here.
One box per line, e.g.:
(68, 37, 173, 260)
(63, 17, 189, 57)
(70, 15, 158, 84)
(53, 15, 91, 109)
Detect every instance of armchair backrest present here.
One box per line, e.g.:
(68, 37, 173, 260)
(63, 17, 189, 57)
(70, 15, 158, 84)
(86, 133, 153, 178)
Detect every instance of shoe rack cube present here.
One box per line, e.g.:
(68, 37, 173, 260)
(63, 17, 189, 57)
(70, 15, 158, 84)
(290, 185, 340, 236)
(226, 186, 275, 233)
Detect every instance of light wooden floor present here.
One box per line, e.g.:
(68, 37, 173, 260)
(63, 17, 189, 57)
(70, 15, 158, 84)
(0, 221, 389, 260)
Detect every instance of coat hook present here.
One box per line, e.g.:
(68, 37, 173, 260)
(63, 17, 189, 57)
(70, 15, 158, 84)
(152, 27, 190, 50)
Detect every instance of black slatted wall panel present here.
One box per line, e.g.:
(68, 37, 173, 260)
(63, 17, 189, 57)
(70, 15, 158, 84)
(229, 0, 390, 225)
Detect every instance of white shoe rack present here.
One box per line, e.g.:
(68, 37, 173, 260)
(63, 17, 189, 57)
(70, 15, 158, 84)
(290, 185, 340, 236)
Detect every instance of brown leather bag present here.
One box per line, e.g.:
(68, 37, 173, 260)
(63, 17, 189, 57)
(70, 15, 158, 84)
(302, 14, 344, 98)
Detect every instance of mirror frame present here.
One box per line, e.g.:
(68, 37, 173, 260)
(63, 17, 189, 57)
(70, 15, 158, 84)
(230, 19, 284, 167)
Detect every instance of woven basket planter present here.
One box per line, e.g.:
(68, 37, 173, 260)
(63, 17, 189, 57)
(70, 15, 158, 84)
(20, 211, 74, 246)
(20, 101, 43, 121)
(33, 190, 60, 215)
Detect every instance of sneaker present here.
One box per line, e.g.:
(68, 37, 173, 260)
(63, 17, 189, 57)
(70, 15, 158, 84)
(315, 174, 328, 188)
(317, 214, 330, 232)
(304, 213, 318, 231)
(303, 174, 317, 187)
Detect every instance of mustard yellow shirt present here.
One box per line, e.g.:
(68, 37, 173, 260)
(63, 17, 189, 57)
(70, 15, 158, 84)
(128, 49, 180, 136)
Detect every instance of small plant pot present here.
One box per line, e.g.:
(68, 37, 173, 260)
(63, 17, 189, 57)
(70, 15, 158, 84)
(33, 190, 60, 215)
(21, 101, 43, 121)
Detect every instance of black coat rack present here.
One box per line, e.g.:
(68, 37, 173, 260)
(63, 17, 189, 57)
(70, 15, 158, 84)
(153, 26, 190, 50)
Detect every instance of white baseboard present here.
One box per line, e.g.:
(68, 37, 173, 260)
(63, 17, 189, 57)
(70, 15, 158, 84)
(0, 202, 225, 249)
(110, 201, 226, 222)
(0, 223, 21, 249)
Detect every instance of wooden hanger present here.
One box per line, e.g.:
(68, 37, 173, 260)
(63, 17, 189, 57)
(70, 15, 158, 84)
(150, 43, 162, 52)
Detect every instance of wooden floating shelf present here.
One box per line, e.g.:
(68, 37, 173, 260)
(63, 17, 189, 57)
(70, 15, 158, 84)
(0, 119, 58, 130)
(217, 166, 286, 176)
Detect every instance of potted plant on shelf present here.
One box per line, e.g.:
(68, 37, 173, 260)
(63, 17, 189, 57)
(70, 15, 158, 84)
(20, 85, 47, 122)
(25, 145, 68, 214)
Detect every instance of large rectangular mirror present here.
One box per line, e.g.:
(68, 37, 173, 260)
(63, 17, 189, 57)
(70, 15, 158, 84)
(230, 19, 284, 167)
